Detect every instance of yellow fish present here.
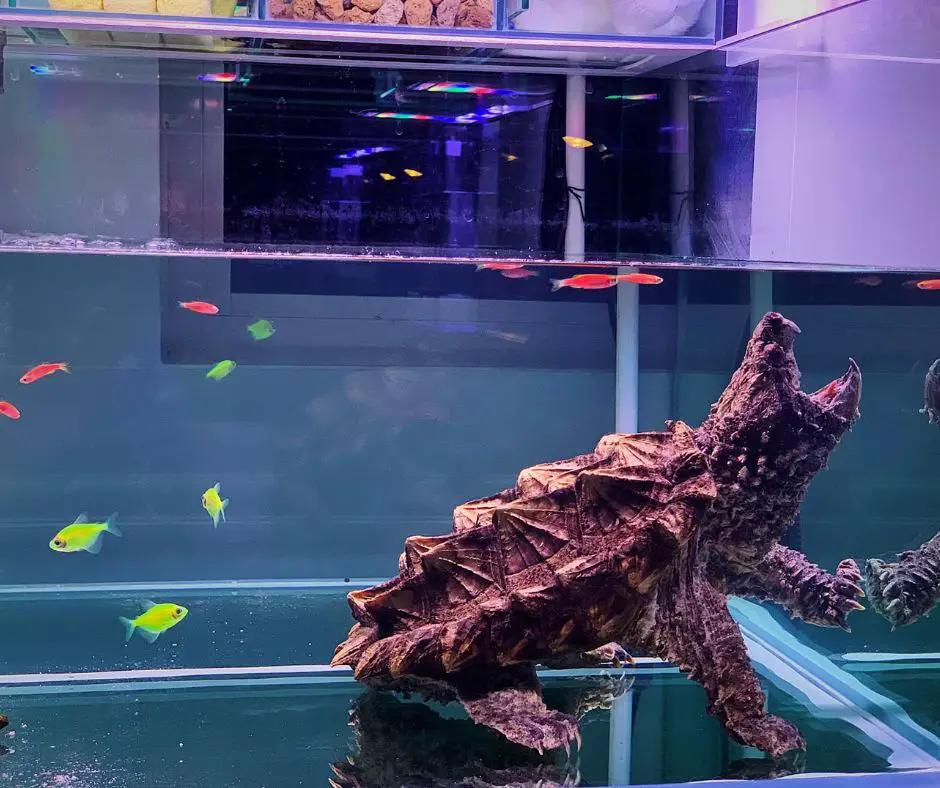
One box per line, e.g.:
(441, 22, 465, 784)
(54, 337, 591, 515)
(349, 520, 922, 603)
(49, 512, 120, 554)
(202, 482, 229, 528)
(119, 601, 188, 644)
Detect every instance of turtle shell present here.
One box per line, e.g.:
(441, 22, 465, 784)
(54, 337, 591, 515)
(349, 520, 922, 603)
(333, 420, 717, 680)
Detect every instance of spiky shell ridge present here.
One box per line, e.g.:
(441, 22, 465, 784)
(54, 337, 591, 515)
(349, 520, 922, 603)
(332, 420, 717, 682)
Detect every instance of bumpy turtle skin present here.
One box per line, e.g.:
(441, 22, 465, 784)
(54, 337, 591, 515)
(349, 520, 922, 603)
(724, 546, 865, 631)
(867, 532, 940, 629)
(920, 359, 940, 426)
(333, 313, 864, 760)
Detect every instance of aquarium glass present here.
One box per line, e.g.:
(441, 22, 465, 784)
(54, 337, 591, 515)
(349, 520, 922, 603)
(2, 0, 940, 785)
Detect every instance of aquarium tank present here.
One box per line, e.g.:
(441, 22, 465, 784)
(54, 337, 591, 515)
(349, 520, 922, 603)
(2, 0, 940, 786)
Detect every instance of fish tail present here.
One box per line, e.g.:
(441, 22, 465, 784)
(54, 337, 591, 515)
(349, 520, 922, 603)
(105, 513, 121, 537)
(61, 363, 71, 374)
(475, 264, 487, 271)
(119, 616, 136, 643)
(220, 499, 229, 524)
(550, 279, 565, 292)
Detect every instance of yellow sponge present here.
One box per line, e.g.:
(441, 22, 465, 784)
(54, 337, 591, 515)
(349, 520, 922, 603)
(48, 0, 104, 10)
(103, 0, 156, 12)
(157, 0, 212, 14)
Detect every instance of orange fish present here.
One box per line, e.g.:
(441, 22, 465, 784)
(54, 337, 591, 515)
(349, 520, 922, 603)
(20, 362, 69, 385)
(179, 301, 220, 315)
(915, 279, 940, 291)
(500, 269, 539, 280)
(476, 263, 525, 271)
(550, 273, 663, 291)
(855, 275, 882, 287)
(0, 402, 21, 420)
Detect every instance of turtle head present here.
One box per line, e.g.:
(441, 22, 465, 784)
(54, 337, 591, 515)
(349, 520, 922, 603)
(695, 312, 860, 543)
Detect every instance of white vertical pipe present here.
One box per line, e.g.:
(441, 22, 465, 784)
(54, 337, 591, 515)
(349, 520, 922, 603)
(608, 688, 634, 785)
(616, 276, 639, 435)
(565, 75, 586, 263)
(750, 271, 774, 329)
(564, 74, 637, 782)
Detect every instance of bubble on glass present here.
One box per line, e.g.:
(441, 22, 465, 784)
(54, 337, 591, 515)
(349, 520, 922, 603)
(9, 66, 19, 83)
(395, 122, 403, 137)
(584, 82, 594, 95)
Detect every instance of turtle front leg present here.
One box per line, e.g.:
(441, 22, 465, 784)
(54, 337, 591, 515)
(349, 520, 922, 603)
(726, 544, 866, 631)
(655, 569, 804, 758)
(866, 531, 940, 629)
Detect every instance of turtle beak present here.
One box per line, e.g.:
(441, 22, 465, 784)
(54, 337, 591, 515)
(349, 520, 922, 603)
(809, 359, 861, 422)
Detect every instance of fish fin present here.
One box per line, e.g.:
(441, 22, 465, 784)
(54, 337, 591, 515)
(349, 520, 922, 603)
(220, 499, 229, 523)
(84, 532, 105, 555)
(549, 279, 565, 292)
(118, 617, 136, 643)
(104, 513, 121, 537)
(141, 600, 158, 612)
(138, 628, 161, 644)
(212, 510, 220, 529)
(213, 483, 221, 493)
(72, 512, 89, 525)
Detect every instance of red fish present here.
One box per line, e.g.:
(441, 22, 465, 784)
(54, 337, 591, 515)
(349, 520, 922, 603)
(179, 301, 220, 315)
(915, 279, 940, 291)
(854, 275, 882, 287)
(0, 402, 21, 420)
(621, 273, 664, 285)
(550, 273, 663, 291)
(476, 263, 525, 271)
(500, 269, 538, 280)
(20, 362, 69, 385)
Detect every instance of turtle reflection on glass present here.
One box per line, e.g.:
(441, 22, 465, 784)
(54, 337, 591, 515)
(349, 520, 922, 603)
(334, 313, 864, 761)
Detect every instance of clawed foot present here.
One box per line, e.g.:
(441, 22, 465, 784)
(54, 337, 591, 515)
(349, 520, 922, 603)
(462, 688, 582, 756)
(731, 712, 806, 759)
(584, 642, 634, 668)
(866, 556, 938, 629)
(816, 559, 866, 631)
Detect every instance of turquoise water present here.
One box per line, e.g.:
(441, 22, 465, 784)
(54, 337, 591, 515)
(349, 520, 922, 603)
(1, 252, 940, 783)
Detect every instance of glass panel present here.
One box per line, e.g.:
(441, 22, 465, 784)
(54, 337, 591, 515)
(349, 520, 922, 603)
(0, 673, 910, 785)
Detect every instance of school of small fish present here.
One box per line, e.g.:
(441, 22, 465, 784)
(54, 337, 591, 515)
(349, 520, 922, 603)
(0, 301, 276, 653)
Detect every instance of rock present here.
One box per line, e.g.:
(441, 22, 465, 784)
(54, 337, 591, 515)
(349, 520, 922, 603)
(372, 0, 403, 24)
(455, 0, 491, 27)
(434, 0, 457, 26)
(267, 0, 293, 17)
(343, 4, 373, 20)
(291, 0, 317, 17)
(352, 0, 381, 10)
(404, 0, 432, 25)
(316, 0, 344, 18)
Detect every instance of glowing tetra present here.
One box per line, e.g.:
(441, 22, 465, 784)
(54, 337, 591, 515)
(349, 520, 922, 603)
(49, 512, 120, 555)
(119, 601, 188, 643)
(202, 482, 229, 528)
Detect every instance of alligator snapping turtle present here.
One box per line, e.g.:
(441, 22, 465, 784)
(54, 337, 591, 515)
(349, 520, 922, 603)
(333, 312, 864, 758)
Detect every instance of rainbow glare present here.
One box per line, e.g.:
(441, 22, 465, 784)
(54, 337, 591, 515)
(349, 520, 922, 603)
(336, 146, 397, 160)
(410, 81, 515, 97)
(198, 72, 238, 83)
(604, 93, 658, 101)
